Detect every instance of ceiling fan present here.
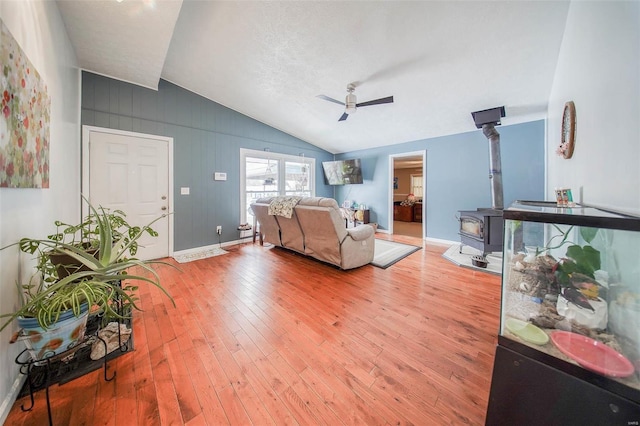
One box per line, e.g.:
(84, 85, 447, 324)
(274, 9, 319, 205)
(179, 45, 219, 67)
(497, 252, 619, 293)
(316, 83, 394, 121)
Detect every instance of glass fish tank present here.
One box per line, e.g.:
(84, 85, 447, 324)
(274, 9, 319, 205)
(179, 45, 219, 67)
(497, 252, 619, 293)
(500, 201, 640, 401)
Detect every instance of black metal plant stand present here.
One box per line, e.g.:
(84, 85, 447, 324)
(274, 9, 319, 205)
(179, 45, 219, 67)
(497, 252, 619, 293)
(14, 280, 128, 426)
(15, 333, 114, 426)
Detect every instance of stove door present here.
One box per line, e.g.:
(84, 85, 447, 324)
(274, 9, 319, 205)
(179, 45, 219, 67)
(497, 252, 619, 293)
(460, 216, 484, 239)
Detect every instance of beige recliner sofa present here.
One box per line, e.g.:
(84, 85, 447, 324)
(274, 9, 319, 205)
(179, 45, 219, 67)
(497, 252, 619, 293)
(251, 197, 375, 269)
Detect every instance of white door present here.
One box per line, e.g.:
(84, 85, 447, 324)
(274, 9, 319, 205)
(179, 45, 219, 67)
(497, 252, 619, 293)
(87, 130, 170, 260)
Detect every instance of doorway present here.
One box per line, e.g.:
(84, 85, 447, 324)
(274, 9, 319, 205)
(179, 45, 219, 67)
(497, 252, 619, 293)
(388, 151, 425, 239)
(82, 126, 174, 260)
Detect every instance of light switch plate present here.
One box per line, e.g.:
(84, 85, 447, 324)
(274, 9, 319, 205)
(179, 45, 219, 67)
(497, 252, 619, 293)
(180, 187, 190, 195)
(214, 172, 227, 181)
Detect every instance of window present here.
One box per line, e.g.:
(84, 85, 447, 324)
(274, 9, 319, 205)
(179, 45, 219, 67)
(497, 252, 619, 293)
(411, 175, 423, 199)
(241, 149, 315, 224)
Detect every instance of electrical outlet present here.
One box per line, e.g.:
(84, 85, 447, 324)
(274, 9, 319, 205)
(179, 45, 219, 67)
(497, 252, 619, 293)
(216, 226, 222, 235)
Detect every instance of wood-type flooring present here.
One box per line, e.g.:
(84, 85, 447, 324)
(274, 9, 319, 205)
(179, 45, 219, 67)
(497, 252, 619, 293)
(392, 221, 423, 239)
(5, 235, 501, 425)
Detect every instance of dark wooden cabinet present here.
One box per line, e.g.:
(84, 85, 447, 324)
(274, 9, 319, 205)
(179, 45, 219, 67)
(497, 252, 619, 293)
(413, 203, 422, 222)
(394, 204, 413, 222)
(393, 202, 424, 222)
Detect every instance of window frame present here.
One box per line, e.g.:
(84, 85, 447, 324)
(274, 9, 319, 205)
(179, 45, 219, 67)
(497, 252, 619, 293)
(410, 174, 424, 199)
(240, 148, 316, 224)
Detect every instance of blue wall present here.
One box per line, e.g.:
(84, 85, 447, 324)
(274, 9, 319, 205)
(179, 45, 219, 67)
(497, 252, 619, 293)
(81, 71, 544, 247)
(81, 72, 334, 251)
(335, 120, 545, 242)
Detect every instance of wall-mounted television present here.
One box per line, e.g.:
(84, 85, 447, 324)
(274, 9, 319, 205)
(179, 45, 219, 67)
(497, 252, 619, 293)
(322, 159, 363, 185)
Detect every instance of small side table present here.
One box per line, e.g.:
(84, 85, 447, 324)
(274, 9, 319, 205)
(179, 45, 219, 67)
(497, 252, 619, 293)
(342, 208, 370, 228)
(354, 209, 370, 226)
(251, 216, 263, 245)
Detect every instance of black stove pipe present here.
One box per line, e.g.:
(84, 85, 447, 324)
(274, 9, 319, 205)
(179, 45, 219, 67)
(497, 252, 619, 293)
(483, 123, 503, 210)
(471, 106, 506, 210)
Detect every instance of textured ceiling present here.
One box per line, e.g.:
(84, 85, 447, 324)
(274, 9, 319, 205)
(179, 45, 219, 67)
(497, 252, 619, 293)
(56, 0, 570, 153)
(56, 0, 183, 89)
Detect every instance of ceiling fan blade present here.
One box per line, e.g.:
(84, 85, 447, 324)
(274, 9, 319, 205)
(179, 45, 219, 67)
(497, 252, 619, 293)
(317, 94, 345, 106)
(338, 112, 349, 121)
(356, 96, 394, 108)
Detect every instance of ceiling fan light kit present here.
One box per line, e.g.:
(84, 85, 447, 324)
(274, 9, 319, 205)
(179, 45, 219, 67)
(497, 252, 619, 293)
(317, 83, 394, 121)
(345, 92, 357, 114)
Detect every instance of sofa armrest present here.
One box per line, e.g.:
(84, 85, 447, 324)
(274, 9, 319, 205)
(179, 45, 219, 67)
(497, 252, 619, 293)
(341, 225, 375, 269)
(346, 224, 374, 241)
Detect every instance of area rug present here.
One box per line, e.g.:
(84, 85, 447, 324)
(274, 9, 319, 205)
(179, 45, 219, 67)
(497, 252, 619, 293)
(371, 239, 421, 269)
(173, 246, 228, 264)
(442, 244, 502, 275)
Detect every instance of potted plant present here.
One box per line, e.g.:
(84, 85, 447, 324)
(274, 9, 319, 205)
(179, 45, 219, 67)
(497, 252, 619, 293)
(1, 198, 175, 360)
(23, 204, 158, 280)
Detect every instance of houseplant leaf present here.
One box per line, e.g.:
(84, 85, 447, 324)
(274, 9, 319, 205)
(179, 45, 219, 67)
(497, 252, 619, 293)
(579, 227, 599, 244)
(565, 244, 601, 278)
(1, 196, 177, 334)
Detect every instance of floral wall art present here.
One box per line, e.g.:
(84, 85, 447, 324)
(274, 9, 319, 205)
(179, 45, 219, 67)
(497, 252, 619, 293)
(0, 18, 50, 188)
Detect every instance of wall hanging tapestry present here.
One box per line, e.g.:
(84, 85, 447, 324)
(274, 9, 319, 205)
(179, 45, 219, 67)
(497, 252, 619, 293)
(0, 18, 51, 188)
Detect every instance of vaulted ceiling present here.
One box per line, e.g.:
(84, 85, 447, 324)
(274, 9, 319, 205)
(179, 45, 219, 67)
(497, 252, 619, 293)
(56, 0, 570, 154)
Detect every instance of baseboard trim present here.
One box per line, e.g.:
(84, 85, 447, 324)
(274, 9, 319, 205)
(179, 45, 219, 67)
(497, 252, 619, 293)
(0, 374, 26, 425)
(172, 237, 252, 259)
(426, 237, 459, 246)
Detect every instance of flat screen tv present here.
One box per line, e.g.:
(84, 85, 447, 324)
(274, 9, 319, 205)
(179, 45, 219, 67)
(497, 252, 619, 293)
(322, 159, 363, 185)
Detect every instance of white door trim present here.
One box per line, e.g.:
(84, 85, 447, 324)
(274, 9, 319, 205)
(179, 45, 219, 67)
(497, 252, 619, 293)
(81, 125, 174, 256)
(388, 150, 426, 239)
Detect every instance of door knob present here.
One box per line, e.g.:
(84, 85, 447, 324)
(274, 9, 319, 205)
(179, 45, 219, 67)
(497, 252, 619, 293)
(161, 196, 167, 200)
(161, 206, 167, 211)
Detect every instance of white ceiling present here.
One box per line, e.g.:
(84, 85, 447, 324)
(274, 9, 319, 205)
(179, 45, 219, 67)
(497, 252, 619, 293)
(56, 0, 183, 90)
(56, 0, 570, 154)
(394, 155, 423, 170)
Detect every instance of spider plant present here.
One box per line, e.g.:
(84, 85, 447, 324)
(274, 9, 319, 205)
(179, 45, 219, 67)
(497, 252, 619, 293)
(0, 197, 175, 332)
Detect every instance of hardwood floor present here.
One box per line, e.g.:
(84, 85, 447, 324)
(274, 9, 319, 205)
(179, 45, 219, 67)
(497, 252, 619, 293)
(6, 235, 502, 425)
(392, 221, 423, 239)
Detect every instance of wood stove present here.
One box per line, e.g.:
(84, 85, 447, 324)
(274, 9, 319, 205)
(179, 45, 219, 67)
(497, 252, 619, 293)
(458, 106, 507, 257)
(458, 208, 504, 256)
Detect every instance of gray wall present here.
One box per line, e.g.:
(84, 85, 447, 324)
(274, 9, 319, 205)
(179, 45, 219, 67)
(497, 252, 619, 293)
(335, 120, 545, 241)
(81, 72, 334, 251)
